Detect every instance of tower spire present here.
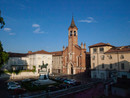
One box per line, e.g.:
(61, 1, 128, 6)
(69, 16, 78, 30)
(70, 16, 76, 27)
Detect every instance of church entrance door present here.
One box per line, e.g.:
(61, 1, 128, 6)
(68, 63, 73, 75)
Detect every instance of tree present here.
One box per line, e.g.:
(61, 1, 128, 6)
(0, 41, 9, 69)
(0, 10, 5, 29)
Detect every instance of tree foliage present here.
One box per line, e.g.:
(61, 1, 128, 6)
(0, 41, 9, 68)
(0, 10, 5, 29)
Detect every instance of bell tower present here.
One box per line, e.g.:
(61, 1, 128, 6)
(68, 16, 78, 52)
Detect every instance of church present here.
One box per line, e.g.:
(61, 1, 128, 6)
(62, 17, 87, 75)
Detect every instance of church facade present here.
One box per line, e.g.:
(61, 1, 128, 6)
(62, 17, 87, 75)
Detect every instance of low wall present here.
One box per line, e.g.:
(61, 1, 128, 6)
(0, 72, 39, 80)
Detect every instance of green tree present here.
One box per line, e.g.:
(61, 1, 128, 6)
(0, 10, 5, 29)
(0, 41, 9, 68)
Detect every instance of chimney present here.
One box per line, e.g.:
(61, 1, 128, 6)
(81, 42, 83, 49)
(84, 43, 86, 49)
(28, 51, 32, 54)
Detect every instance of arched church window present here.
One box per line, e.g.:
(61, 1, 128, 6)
(70, 31, 72, 36)
(74, 31, 76, 36)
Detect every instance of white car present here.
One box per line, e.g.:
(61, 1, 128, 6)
(8, 85, 21, 90)
(7, 82, 19, 86)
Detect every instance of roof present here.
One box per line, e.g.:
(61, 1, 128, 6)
(89, 42, 113, 48)
(75, 44, 81, 49)
(29, 50, 51, 55)
(50, 51, 63, 56)
(8, 50, 63, 57)
(8, 52, 28, 57)
(68, 16, 78, 30)
(105, 45, 130, 53)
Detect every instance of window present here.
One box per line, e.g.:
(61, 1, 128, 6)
(93, 48, 97, 53)
(120, 55, 124, 59)
(93, 63, 95, 68)
(92, 56, 95, 60)
(102, 63, 104, 68)
(121, 63, 124, 70)
(70, 31, 72, 36)
(109, 55, 112, 59)
(74, 31, 76, 36)
(78, 57, 80, 66)
(100, 47, 104, 53)
(101, 55, 105, 60)
(110, 64, 112, 69)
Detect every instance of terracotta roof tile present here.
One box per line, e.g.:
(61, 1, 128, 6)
(8, 52, 28, 57)
(29, 50, 51, 55)
(105, 45, 130, 53)
(89, 42, 113, 48)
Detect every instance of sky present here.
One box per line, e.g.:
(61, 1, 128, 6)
(0, 0, 130, 53)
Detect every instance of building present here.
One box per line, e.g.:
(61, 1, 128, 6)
(62, 17, 86, 75)
(89, 42, 130, 79)
(4, 50, 53, 74)
(5, 52, 28, 71)
(50, 51, 63, 74)
(27, 50, 52, 74)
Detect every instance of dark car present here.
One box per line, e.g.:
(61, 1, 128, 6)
(58, 84, 69, 89)
(73, 81, 81, 86)
(10, 88, 26, 95)
(47, 85, 59, 92)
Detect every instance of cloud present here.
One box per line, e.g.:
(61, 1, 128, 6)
(9, 33, 15, 35)
(32, 24, 40, 28)
(79, 17, 96, 23)
(33, 28, 45, 34)
(4, 28, 11, 32)
(32, 23, 45, 34)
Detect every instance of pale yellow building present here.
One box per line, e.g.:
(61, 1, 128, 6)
(50, 51, 63, 74)
(89, 43, 130, 79)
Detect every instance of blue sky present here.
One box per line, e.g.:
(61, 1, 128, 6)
(0, 0, 130, 53)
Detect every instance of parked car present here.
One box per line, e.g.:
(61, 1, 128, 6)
(13, 88, 26, 95)
(7, 82, 19, 86)
(64, 79, 75, 84)
(8, 85, 21, 90)
(22, 79, 31, 82)
(32, 81, 40, 86)
(60, 78, 67, 82)
(58, 84, 70, 89)
(47, 85, 59, 92)
(55, 77, 61, 81)
(73, 81, 81, 86)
